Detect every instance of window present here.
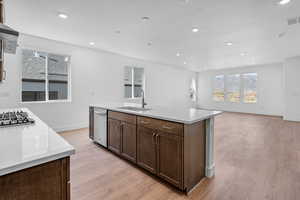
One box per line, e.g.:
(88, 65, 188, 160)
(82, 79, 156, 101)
(213, 75, 225, 102)
(243, 73, 257, 103)
(124, 66, 144, 98)
(227, 74, 240, 103)
(212, 73, 258, 103)
(22, 49, 71, 102)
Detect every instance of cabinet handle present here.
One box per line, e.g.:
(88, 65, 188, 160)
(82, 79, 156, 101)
(162, 125, 172, 130)
(156, 134, 159, 145)
(120, 123, 124, 152)
(2, 70, 6, 80)
(152, 132, 156, 144)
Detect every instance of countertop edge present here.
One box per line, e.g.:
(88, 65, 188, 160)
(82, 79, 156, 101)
(91, 105, 222, 124)
(0, 148, 75, 176)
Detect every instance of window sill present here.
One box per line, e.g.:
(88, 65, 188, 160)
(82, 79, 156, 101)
(20, 100, 72, 104)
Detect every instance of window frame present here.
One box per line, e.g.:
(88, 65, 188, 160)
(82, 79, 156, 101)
(226, 74, 241, 103)
(20, 48, 72, 104)
(212, 72, 258, 104)
(124, 66, 145, 99)
(242, 72, 258, 104)
(212, 74, 225, 102)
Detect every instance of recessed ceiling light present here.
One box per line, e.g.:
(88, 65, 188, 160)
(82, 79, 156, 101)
(192, 27, 199, 33)
(240, 52, 247, 56)
(226, 42, 233, 46)
(176, 52, 181, 57)
(64, 57, 69, 62)
(278, 0, 291, 5)
(142, 16, 150, 21)
(183, 61, 187, 65)
(58, 13, 68, 19)
(89, 42, 95, 46)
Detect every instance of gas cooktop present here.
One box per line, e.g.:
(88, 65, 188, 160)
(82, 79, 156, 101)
(0, 111, 35, 128)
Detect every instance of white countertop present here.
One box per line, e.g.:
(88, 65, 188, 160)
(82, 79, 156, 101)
(91, 103, 222, 124)
(0, 108, 75, 176)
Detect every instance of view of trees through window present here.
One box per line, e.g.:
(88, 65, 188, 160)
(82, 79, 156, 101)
(243, 73, 257, 103)
(227, 74, 240, 103)
(213, 75, 225, 102)
(213, 73, 257, 103)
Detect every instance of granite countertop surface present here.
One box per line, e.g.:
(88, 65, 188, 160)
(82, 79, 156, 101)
(0, 108, 75, 176)
(91, 102, 222, 124)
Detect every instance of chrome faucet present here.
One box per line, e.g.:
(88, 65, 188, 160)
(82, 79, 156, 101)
(141, 89, 147, 108)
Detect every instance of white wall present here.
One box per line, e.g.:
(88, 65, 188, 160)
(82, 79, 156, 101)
(197, 63, 284, 116)
(0, 34, 196, 131)
(284, 56, 300, 121)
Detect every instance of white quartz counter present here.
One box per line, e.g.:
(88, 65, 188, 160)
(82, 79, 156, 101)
(0, 108, 75, 176)
(91, 103, 222, 124)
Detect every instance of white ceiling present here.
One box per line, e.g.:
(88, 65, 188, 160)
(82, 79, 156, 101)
(5, 0, 300, 71)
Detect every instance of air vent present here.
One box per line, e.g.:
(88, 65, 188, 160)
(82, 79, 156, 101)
(288, 17, 298, 25)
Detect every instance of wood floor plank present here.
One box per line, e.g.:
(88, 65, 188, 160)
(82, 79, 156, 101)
(60, 113, 300, 200)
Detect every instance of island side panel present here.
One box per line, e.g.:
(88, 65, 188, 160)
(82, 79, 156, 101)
(205, 117, 215, 177)
(0, 157, 70, 200)
(184, 120, 206, 192)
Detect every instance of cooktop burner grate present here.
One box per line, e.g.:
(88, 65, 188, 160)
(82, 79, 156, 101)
(0, 111, 35, 128)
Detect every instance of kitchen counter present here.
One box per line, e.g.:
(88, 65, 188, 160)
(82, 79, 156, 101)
(0, 108, 75, 176)
(91, 102, 222, 124)
(90, 103, 222, 190)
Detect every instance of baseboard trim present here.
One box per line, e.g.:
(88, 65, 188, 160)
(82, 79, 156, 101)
(283, 118, 300, 122)
(53, 122, 88, 132)
(205, 164, 215, 178)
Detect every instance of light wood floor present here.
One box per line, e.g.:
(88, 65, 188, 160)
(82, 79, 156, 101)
(60, 112, 300, 200)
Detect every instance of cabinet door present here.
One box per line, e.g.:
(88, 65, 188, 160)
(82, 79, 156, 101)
(89, 107, 94, 140)
(108, 118, 121, 154)
(121, 122, 137, 163)
(156, 131, 183, 189)
(137, 126, 157, 174)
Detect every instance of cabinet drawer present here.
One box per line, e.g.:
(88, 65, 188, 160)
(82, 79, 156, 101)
(108, 111, 136, 124)
(137, 116, 184, 136)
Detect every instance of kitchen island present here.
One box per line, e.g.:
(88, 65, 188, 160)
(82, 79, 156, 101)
(90, 103, 221, 192)
(0, 108, 75, 200)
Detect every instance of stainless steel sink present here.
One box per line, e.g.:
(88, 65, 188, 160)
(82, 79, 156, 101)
(117, 106, 151, 112)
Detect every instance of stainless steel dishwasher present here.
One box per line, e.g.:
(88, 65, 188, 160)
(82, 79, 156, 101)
(93, 108, 107, 147)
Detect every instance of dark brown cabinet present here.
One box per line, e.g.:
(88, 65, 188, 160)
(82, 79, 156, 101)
(137, 126, 157, 174)
(137, 124, 183, 189)
(121, 122, 137, 163)
(108, 111, 137, 162)
(156, 131, 183, 188)
(103, 110, 206, 192)
(108, 118, 122, 154)
(0, 157, 70, 200)
(0, 60, 3, 82)
(89, 107, 94, 140)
